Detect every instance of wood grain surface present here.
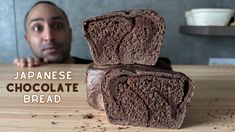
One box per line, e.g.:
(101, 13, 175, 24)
(0, 64, 234, 132)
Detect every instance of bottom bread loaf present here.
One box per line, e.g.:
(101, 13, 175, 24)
(86, 59, 194, 129)
(101, 67, 194, 129)
(86, 57, 172, 111)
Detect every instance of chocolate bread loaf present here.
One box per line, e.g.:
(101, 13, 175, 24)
(83, 9, 165, 65)
(101, 67, 194, 129)
(86, 57, 172, 111)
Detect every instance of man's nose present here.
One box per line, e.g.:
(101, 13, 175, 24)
(43, 27, 55, 42)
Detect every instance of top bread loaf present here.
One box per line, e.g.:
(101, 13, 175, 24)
(83, 9, 165, 65)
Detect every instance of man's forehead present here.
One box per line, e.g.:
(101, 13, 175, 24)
(27, 3, 66, 23)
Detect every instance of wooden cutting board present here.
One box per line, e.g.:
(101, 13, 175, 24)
(0, 64, 234, 132)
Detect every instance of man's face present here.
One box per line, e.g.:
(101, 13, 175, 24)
(25, 3, 72, 63)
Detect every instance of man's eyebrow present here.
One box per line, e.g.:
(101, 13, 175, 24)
(30, 18, 44, 24)
(51, 16, 64, 21)
(29, 16, 65, 24)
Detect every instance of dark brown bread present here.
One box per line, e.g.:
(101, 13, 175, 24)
(83, 9, 165, 65)
(86, 57, 172, 111)
(101, 67, 194, 129)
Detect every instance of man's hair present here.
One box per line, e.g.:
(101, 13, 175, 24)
(24, 1, 70, 31)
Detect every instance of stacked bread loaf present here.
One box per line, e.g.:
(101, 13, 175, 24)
(83, 9, 194, 129)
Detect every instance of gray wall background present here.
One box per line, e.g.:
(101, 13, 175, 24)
(0, 0, 235, 64)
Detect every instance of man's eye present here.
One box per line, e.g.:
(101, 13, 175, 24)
(53, 23, 64, 30)
(32, 25, 43, 32)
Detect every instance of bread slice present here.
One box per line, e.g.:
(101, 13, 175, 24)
(83, 9, 165, 65)
(101, 67, 194, 129)
(86, 57, 172, 111)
